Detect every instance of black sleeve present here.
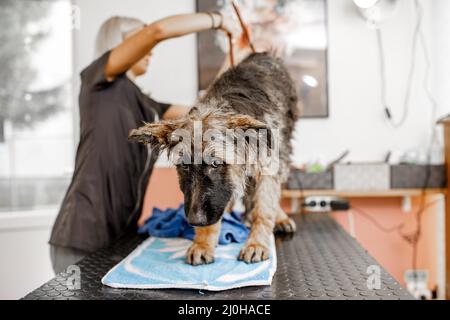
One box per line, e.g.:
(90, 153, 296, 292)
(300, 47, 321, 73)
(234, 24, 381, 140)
(154, 101, 171, 120)
(141, 94, 171, 122)
(80, 50, 118, 90)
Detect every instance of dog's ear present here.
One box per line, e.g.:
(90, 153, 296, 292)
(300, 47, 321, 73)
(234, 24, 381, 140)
(128, 120, 184, 149)
(226, 114, 274, 152)
(226, 115, 268, 131)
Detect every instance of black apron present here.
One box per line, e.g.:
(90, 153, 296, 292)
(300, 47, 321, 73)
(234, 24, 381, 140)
(49, 51, 170, 252)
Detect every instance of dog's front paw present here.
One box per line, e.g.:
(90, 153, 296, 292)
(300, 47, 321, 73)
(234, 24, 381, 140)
(186, 243, 215, 266)
(274, 218, 296, 234)
(238, 243, 270, 263)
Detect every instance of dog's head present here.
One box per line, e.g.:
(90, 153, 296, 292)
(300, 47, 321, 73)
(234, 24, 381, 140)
(129, 105, 273, 227)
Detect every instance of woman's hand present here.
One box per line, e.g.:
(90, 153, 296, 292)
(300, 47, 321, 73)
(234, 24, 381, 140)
(218, 12, 239, 36)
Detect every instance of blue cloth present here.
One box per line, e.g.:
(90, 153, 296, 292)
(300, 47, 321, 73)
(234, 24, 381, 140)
(138, 204, 249, 244)
(102, 236, 277, 291)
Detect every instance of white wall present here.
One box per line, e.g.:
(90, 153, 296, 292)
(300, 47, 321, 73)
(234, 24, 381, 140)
(0, 210, 56, 300)
(433, 0, 450, 120)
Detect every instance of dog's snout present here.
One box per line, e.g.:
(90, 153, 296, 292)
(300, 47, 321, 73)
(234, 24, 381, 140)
(187, 211, 208, 227)
(186, 202, 208, 226)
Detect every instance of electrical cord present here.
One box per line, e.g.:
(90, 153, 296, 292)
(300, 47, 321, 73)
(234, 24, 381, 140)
(375, 0, 441, 279)
(377, 0, 437, 129)
(408, 146, 433, 272)
(351, 206, 405, 234)
(351, 197, 441, 237)
(351, 192, 442, 272)
(406, 0, 441, 274)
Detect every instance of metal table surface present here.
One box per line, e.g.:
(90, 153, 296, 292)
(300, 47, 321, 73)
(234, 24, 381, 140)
(23, 214, 413, 300)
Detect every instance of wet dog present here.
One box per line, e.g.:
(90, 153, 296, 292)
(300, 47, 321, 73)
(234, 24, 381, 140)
(129, 52, 300, 265)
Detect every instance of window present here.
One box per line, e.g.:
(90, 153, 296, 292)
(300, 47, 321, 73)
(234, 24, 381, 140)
(0, 0, 75, 212)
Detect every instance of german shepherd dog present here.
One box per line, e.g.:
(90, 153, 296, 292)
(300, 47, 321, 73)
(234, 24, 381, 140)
(129, 52, 300, 265)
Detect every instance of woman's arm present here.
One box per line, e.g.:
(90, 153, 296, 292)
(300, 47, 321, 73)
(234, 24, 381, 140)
(105, 13, 229, 81)
(163, 105, 190, 120)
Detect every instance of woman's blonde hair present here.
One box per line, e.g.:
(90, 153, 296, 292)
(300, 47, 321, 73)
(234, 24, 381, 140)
(95, 16, 145, 58)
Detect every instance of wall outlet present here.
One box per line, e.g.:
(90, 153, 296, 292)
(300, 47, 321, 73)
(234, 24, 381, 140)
(404, 270, 431, 300)
(303, 196, 334, 213)
(303, 197, 349, 213)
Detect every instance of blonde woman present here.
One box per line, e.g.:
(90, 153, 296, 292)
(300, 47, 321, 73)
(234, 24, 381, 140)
(49, 13, 239, 274)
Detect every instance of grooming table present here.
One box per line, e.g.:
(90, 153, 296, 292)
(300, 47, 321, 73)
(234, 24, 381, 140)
(23, 214, 413, 300)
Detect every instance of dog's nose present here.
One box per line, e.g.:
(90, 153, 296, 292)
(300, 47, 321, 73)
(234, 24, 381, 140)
(187, 211, 208, 227)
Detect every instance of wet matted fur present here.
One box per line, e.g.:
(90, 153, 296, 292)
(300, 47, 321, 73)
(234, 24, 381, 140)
(130, 52, 300, 265)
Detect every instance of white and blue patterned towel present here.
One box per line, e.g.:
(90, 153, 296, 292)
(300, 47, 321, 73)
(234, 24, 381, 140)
(102, 236, 276, 291)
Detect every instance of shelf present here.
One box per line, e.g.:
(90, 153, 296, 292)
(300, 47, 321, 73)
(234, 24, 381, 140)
(282, 188, 447, 198)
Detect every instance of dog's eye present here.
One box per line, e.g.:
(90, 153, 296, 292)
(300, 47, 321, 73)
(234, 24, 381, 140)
(211, 159, 221, 168)
(180, 163, 189, 170)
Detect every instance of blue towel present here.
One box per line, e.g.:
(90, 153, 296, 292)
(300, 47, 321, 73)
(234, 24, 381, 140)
(102, 236, 277, 291)
(138, 204, 249, 245)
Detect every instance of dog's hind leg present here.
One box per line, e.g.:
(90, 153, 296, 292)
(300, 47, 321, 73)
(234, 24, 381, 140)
(239, 174, 278, 263)
(242, 176, 256, 227)
(274, 208, 296, 234)
(273, 161, 296, 234)
(186, 221, 221, 266)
